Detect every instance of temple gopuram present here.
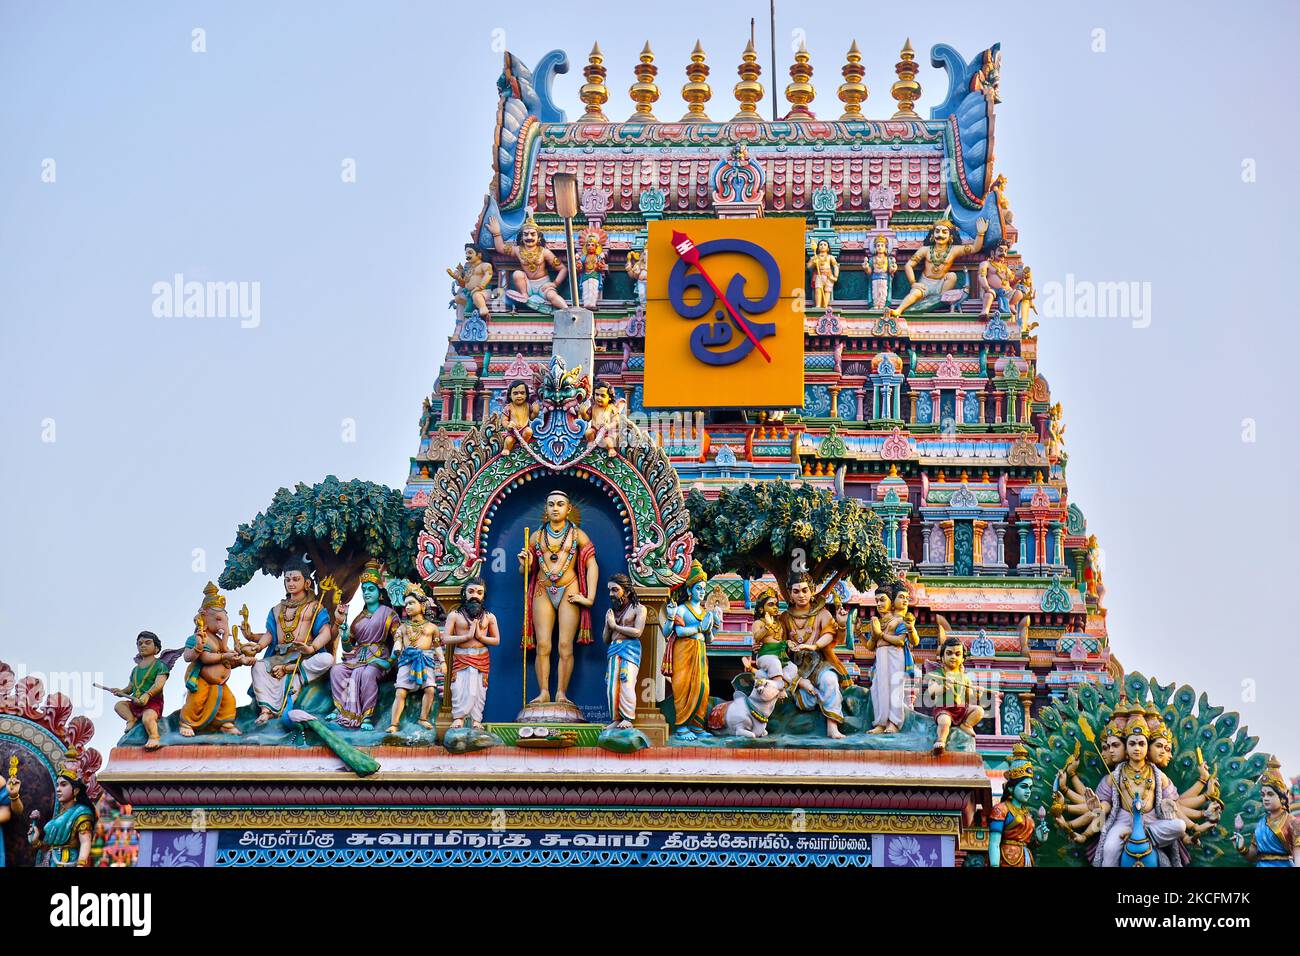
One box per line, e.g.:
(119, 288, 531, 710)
(406, 40, 1107, 780)
(4, 36, 1286, 872)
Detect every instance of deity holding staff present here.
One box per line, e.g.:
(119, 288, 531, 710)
(518, 491, 597, 715)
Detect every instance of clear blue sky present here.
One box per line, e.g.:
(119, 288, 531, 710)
(1, 0, 1296, 773)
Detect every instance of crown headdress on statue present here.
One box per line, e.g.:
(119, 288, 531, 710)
(521, 207, 540, 233)
(198, 581, 226, 612)
(57, 746, 80, 782)
(360, 559, 384, 588)
(406, 583, 428, 602)
(1102, 693, 1133, 741)
(1004, 743, 1035, 783)
(1259, 755, 1287, 798)
(1123, 714, 1151, 740)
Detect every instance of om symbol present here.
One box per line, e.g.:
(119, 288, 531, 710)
(668, 238, 780, 366)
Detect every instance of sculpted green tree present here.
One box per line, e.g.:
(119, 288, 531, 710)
(219, 476, 423, 608)
(685, 481, 897, 602)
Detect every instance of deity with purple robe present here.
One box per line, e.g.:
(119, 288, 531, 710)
(328, 562, 399, 730)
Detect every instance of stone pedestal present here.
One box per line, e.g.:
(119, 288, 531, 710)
(552, 307, 595, 378)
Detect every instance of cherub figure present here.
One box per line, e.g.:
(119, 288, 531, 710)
(888, 217, 988, 318)
(584, 380, 626, 457)
(926, 636, 985, 755)
(103, 631, 172, 751)
(447, 244, 493, 319)
(487, 210, 567, 313)
(501, 379, 536, 453)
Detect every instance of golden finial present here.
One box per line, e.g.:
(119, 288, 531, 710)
(578, 43, 610, 123)
(628, 41, 660, 121)
(783, 39, 815, 119)
(837, 39, 868, 120)
(680, 39, 712, 122)
(891, 38, 921, 119)
(732, 38, 764, 121)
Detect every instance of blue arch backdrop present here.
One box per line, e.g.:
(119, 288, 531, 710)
(480, 473, 627, 724)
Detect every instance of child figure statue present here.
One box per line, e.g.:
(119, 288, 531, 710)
(387, 585, 443, 733)
(584, 380, 626, 458)
(104, 631, 171, 751)
(926, 636, 985, 755)
(501, 379, 536, 453)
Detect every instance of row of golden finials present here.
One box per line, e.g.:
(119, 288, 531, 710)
(575, 38, 927, 124)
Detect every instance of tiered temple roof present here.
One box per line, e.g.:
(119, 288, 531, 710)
(407, 39, 1111, 765)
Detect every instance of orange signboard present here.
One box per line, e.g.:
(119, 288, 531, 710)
(643, 218, 806, 409)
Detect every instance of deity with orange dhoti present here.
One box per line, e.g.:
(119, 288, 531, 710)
(179, 583, 250, 737)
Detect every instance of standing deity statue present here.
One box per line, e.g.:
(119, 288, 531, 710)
(518, 490, 597, 714)
(660, 561, 721, 740)
(1016, 267, 1037, 329)
(989, 744, 1051, 866)
(448, 244, 494, 319)
(1087, 714, 1188, 866)
(180, 582, 251, 737)
(867, 234, 897, 311)
(328, 561, 400, 730)
(27, 764, 96, 867)
(241, 555, 335, 726)
(1047, 402, 1067, 459)
(501, 379, 536, 453)
(806, 239, 840, 310)
(1234, 757, 1298, 866)
(781, 573, 849, 740)
(387, 585, 443, 732)
(0, 759, 24, 868)
(584, 380, 626, 458)
(443, 577, 500, 730)
(625, 248, 648, 304)
(603, 574, 646, 730)
(575, 224, 608, 308)
(867, 583, 918, 734)
(888, 217, 989, 318)
(926, 636, 985, 755)
(978, 240, 1022, 320)
(104, 631, 171, 751)
(487, 210, 568, 313)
